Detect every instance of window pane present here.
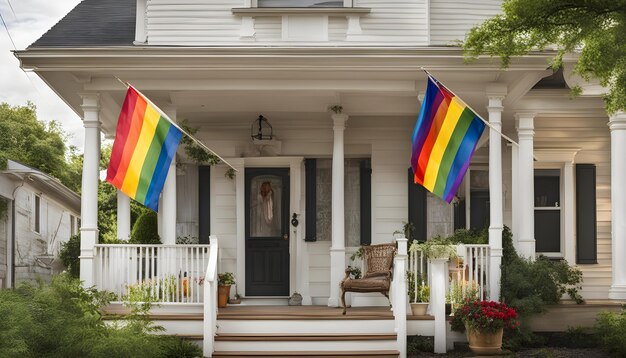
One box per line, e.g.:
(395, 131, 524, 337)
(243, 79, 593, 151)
(35, 196, 40, 233)
(258, 0, 343, 7)
(249, 175, 283, 237)
(535, 169, 560, 207)
(535, 210, 560, 252)
(314, 158, 363, 246)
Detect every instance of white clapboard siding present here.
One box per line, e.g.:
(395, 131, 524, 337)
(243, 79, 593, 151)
(429, 0, 502, 45)
(533, 114, 612, 299)
(147, 0, 242, 45)
(145, 0, 430, 45)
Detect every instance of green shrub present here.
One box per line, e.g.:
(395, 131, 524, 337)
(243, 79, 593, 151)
(595, 309, 626, 356)
(500, 226, 584, 351)
(130, 210, 161, 245)
(447, 228, 488, 245)
(406, 335, 434, 354)
(59, 234, 81, 278)
(0, 274, 201, 358)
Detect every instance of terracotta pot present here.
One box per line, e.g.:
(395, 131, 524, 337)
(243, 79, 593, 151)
(466, 327, 503, 355)
(218, 285, 231, 308)
(410, 302, 429, 316)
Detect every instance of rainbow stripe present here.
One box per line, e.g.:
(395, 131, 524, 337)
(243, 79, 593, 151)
(411, 77, 485, 203)
(106, 86, 183, 211)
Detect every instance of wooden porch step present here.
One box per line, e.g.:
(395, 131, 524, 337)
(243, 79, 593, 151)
(215, 333, 397, 341)
(212, 350, 399, 357)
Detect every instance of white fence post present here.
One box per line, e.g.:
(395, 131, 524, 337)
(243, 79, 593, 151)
(394, 237, 408, 358)
(203, 236, 219, 357)
(430, 257, 448, 354)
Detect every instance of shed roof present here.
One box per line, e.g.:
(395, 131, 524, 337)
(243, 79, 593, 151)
(29, 0, 136, 48)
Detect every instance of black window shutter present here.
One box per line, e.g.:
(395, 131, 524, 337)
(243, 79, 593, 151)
(360, 159, 372, 245)
(305, 159, 317, 242)
(408, 168, 427, 242)
(454, 199, 466, 231)
(198, 166, 211, 244)
(576, 164, 597, 264)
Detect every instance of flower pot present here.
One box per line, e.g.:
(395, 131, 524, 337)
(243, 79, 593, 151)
(288, 293, 303, 306)
(410, 302, 429, 316)
(466, 327, 504, 355)
(217, 285, 231, 308)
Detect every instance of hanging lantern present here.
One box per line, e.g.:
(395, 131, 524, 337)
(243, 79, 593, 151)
(251, 115, 273, 140)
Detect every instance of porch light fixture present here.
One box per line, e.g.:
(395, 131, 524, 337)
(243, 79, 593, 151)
(251, 115, 273, 141)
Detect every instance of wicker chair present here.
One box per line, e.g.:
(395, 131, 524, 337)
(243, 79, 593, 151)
(340, 243, 397, 315)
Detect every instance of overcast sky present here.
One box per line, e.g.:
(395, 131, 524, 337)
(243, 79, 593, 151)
(0, 0, 84, 150)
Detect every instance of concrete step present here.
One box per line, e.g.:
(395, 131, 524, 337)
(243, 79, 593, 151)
(212, 350, 399, 357)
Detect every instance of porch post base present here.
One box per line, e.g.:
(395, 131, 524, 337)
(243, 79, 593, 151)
(79, 227, 98, 287)
(517, 239, 536, 259)
(328, 247, 345, 308)
(608, 285, 626, 300)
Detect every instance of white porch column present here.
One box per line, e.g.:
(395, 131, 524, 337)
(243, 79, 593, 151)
(511, 144, 519, 251)
(609, 112, 626, 299)
(516, 113, 536, 259)
(79, 93, 100, 287)
(160, 107, 177, 245)
(393, 238, 408, 358)
(563, 161, 576, 264)
(117, 190, 131, 241)
(328, 113, 348, 307)
(487, 87, 505, 301)
(430, 258, 448, 354)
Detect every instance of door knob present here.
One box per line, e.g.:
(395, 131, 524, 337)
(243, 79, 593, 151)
(283, 234, 289, 240)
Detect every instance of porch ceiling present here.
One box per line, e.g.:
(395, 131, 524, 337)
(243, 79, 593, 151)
(16, 47, 561, 137)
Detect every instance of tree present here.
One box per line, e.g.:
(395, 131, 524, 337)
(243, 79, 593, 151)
(463, 0, 626, 114)
(0, 102, 82, 192)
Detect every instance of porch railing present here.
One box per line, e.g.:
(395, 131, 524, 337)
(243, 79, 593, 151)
(406, 243, 491, 304)
(93, 244, 211, 303)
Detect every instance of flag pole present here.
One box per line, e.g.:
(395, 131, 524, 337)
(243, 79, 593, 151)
(419, 68, 519, 147)
(115, 78, 238, 172)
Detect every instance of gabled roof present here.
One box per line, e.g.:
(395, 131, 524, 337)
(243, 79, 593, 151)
(29, 0, 136, 48)
(1, 160, 81, 214)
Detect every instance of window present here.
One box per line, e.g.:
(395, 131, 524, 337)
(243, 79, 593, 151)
(534, 169, 561, 254)
(306, 158, 371, 246)
(34, 195, 41, 234)
(258, 0, 344, 7)
(70, 215, 76, 236)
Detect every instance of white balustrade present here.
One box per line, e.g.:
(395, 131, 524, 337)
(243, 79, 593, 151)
(461, 244, 491, 300)
(93, 244, 211, 303)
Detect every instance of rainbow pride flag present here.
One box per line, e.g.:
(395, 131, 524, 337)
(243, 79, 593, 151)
(106, 86, 183, 211)
(411, 76, 485, 203)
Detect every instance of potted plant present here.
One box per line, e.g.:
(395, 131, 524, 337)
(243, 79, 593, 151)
(217, 272, 235, 308)
(409, 237, 457, 261)
(446, 280, 480, 315)
(407, 271, 430, 315)
(229, 293, 242, 305)
(452, 299, 519, 354)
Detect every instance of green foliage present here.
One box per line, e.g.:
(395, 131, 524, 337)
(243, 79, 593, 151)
(499, 226, 584, 350)
(463, 0, 626, 114)
(447, 228, 488, 245)
(595, 308, 626, 356)
(393, 221, 416, 243)
(406, 335, 434, 354)
(406, 271, 429, 303)
(130, 210, 161, 245)
(0, 274, 201, 358)
(59, 234, 81, 278)
(176, 235, 200, 244)
(346, 266, 362, 279)
(218, 272, 236, 285)
(180, 120, 221, 165)
(0, 102, 82, 192)
(409, 236, 457, 260)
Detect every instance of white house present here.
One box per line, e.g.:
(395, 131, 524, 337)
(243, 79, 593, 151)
(0, 160, 81, 288)
(14, 0, 626, 356)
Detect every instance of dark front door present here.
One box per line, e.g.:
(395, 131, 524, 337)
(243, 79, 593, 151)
(245, 168, 290, 296)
